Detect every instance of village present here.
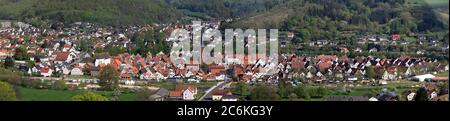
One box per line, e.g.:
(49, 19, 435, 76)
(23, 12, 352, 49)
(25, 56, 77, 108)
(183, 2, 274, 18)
(0, 20, 448, 101)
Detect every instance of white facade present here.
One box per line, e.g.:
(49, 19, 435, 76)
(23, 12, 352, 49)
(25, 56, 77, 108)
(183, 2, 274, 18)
(182, 89, 195, 100)
(94, 58, 111, 67)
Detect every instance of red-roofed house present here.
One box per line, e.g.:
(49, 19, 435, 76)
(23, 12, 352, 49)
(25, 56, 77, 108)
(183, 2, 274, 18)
(391, 34, 401, 41)
(40, 67, 53, 77)
(55, 52, 72, 63)
(316, 55, 337, 62)
(173, 85, 198, 100)
(318, 61, 333, 72)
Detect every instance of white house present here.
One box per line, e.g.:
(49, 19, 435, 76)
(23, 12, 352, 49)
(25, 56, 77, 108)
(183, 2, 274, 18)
(411, 74, 435, 82)
(62, 67, 71, 75)
(124, 80, 135, 85)
(182, 89, 195, 101)
(70, 68, 84, 76)
(40, 68, 53, 77)
(95, 58, 111, 67)
(407, 92, 416, 101)
(369, 97, 378, 101)
(187, 78, 200, 83)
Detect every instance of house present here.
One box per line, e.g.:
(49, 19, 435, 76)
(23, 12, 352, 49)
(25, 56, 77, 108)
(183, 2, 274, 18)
(411, 74, 435, 82)
(287, 32, 294, 38)
(40, 67, 52, 77)
(222, 92, 238, 101)
(55, 52, 72, 63)
(0, 49, 13, 58)
(94, 54, 111, 67)
(169, 85, 198, 101)
(149, 88, 169, 101)
(62, 67, 70, 75)
(382, 67, 398, 80)
(168, 91, 183, 101)
(369, 48, 378, 53)
(391, 34, 401, 41)
(186, 78, 200, 83)
(407, 92, 416, 101)
(211, 89, 225, 101)
(369, 97, 378, 101)
(70, 68, 83, 76)
(185, 64, 200, 71)
(340, 47, 349, 53)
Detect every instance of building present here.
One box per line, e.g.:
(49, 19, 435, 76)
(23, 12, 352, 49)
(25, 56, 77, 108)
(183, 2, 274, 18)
(411, 74, 435, 82)
(70, 68, 83, 76)
(40, 67, 53, 77)
(168, 85, 198, 101)
(149, 88, 169, 101)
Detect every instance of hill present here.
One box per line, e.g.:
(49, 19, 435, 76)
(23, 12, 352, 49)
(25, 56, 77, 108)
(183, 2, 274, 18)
(227, 0, 449, 40)
(0, 0, 182, 26)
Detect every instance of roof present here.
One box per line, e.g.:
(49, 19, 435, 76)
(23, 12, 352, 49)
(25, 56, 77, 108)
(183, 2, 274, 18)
(222, 94, 238, 99)
(432, 77, 448, 81)
(318, 61, 333, 71)
(175, 84, 197, 93)
(316, 55, 337, 62)
(211, 89, 225, 96)
(169, 91, 182, 97)
(40, 67, 50, 73)
(55, 52, 70, 61)
(155, 88, 169, 97)
(414, 74, 435, 79)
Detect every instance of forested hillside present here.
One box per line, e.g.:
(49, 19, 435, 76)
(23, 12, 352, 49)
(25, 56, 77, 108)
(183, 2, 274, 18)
(226, 0, 449, 40)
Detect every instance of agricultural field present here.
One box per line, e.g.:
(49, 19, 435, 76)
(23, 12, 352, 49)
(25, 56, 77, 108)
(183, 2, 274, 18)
(15, 86, 137, 101)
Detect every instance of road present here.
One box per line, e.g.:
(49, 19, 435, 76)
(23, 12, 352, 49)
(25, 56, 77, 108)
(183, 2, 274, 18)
(198, 81, 229, 101)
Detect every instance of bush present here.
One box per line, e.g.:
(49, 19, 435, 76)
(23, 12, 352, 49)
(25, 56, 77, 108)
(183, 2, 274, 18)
(51, 80, 68, 90)
(294, 85, 310, 100)
(71, 92, 108, 101)
(0, 81, 16, 101)
(0, 68, 23, 85)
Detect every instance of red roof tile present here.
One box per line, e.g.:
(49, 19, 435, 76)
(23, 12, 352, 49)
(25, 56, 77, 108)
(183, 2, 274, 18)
(55, 52, 70, 61)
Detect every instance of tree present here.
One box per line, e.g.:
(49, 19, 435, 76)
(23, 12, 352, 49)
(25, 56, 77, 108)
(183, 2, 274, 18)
(366, 66, 376, 79)
(277, 79, 289, 98)
(0, 81, 16, 101)
(3, 57, 15, 69)
(71, 92, 108, 101)
(98, 65, 120, 91)
(250, 84, 279, 101)
(294, 85, 310, 100)
(414, 87, 428, 101)
(110, 89, 121, 101)
(316, 86, 329, 98)
(288, 93, 298, 101)
(0, 68, 22, 85)
(235, 81, 250, 99)
(200, 63, 209, 72)
(14, 46, 29, 61)
(52, 80, 67, 90)
(78, 38, 93, 52)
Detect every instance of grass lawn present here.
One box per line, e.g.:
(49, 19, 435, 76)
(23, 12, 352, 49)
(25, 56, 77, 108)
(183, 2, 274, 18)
(16, 86, 137, 101)
(436, 71, 449, 77)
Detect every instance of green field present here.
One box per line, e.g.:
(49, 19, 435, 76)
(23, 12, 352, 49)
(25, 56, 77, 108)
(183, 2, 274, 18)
(16, 87, 137, 101)
(436, 71, 449, 77)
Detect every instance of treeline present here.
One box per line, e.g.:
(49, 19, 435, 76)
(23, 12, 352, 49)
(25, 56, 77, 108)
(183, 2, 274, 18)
(165, 0, 286, 19)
